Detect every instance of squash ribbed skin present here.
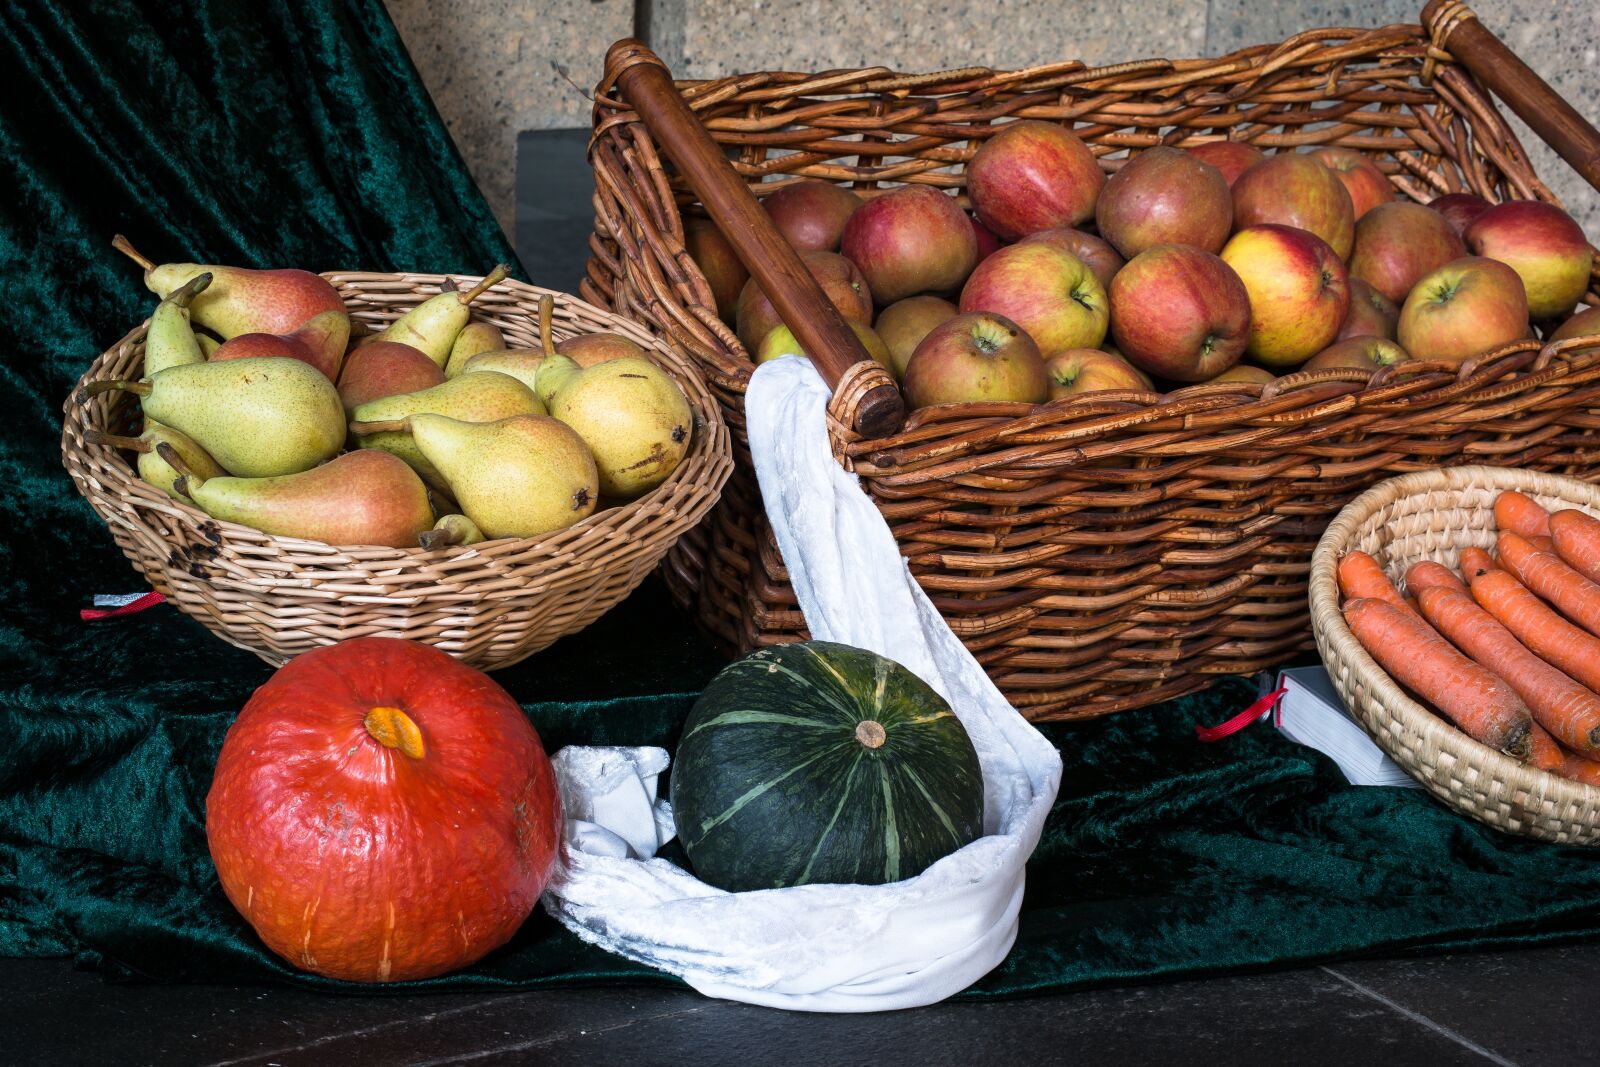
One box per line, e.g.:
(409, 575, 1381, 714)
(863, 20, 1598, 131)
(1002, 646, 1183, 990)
(670, 641, 984, 892)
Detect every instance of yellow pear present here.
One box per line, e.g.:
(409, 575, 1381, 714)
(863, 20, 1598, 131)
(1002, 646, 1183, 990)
(534, 354, 693, 499)
(348, 371, 543, 486)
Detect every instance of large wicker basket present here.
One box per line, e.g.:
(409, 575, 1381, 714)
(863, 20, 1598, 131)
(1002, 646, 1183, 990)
(61, 273, 732, 671)
(582, 3, 1600, 721)
(1310, 465, 1600, 844)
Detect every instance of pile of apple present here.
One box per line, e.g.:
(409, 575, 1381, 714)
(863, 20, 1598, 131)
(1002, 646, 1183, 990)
(84, 241, 693, 549)
(687, 121, 1598, 405)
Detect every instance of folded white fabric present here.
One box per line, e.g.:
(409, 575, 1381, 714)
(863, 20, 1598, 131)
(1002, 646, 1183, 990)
(542, 355, 1063, 1012)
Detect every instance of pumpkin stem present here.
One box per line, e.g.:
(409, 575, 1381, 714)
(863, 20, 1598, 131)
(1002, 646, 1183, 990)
(855, 720, 887, 749)
(365, 706, 425, 759)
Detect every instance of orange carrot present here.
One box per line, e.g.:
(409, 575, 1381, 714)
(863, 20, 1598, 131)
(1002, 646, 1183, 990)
(1465, 566, 1600, 752)
(1530, 535, 1556, 554)
(1406, 560, 1467, 597)
(1551, 508, 1600, 584)
(1494, 490, 1552, 539)
(1498, 531, 1600, 639)
(1527, 722, 1567, 771)
(1562, 753, 1600, 787)
(1343, 597, 1531, 757)
(1460, 546, 1500, 579)
(1338, 551, 1410, 613)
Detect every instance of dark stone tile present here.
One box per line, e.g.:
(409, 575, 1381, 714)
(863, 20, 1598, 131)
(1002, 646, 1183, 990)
(515, 128, 597, 298)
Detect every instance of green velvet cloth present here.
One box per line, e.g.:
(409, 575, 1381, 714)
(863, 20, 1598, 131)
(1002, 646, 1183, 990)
(4, 0, 1600, 1000)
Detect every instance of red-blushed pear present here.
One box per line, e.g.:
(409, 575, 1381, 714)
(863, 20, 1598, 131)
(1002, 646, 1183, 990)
(958, 242, 1108, 356)
(1231, 154, 1356, 260)
(875, 295, 958, 380)
(209, 309, 350, 381)
(840, 187, 977, 304)
(735, 250, 873, 351)
(1220, 224, 1351, 368)
(336, 341, 446, 415)
(1464, 201, 1593, 320)
(1205, 364, 1276, 385)
(1348, 201, 1466, 305)
(1397, 256, 1529, 364)
(1309, 147, 1393, 219)
(684, 217, 748, 321)
(969, 215, 1003, 265)
(1429, 192, 1493, 236)
(902, 312, 1050, 407)
(1184, 141, 1265, 187)
(1095, 146, 1232, 257)
(555, 333, 649, 365)
(761, 180, 862, 253)
(1016, 228, 1124, 291)
(1549, 305, 1600, 356)
(1044, 349, 1152, 398)
(1107, 244, 1252, 381)
(1337, 278, 1400, 341)
(967, 120, 1105, 239)
(1302, 337, 1412, 373)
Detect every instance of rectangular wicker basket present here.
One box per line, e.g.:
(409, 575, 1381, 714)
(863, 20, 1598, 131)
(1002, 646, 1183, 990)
(582, 2, 1600, 720)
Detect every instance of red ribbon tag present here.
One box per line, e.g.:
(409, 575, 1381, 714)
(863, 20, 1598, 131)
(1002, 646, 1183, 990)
(80, 591, 167, 621)
(1195, 685, 1288, 743)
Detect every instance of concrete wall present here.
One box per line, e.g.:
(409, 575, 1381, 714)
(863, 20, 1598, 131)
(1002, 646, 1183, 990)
(384, 0, 1599, 237)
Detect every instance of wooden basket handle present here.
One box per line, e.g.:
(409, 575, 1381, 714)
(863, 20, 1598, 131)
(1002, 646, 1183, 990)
(1422, 0, 1600, 193)
(603, 39, 906, 439)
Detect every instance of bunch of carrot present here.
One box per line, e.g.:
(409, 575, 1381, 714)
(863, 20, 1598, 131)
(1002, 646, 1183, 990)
(1338, 491, 1600, 789)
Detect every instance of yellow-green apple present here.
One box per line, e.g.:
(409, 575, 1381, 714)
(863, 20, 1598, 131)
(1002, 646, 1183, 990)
(1348, 201, 1466, 304)
(1016, 228, 1125, 291)
(735, 250, 872, 351)
(967, 120, 1105, 239)
(1397, 256, 1529, 363)
(1429, 192, 1493, 236)
(1095, 146, 1233, 257)
(875, 295, 958, 380)
(1044, 348, 1152, 397)
(840, 186, 977, 303)
(1184, 141, 1265, 187)
(1309, 147, 1393, 219)
(903, 312, 1050, 407)
(1107, 244, 1252, 381)
(1548, 304, 1600, 356)
(756, 320, 892, 368)
(1206, 364, 1276, 385)
(684, 218, 747, 322)
(1302, 336, 1411, 372)
(969, 215, 1003, 264)
(1337, 278, 1400, 341)
(1231, 153, 1356, 259)
(761, 180, 861, 253)
(1220, 224, 1351, 367)
(958, 243, 1108, 356)
(1464, 201, 1593, 320)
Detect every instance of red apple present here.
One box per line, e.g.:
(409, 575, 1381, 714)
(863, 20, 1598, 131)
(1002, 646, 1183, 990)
(1549, 304, 1600, 356)
(1348, 201, 1466, 305)
(959, 242, 1108, 356)
(735, 250, 873, 351)
(1206, 364, 1277, 385)
(1044, 348, 1152, 397)
(1184, 141, 1265, 187)
(875, 295, 958, 380)
(336, 341, 446, 415)
(1231, 154, 1356, 260)
(684, 217, 748, 322)
(1016, 228, 1125, 291)
(1309, 147, 1393, 219)
(1220, 224, 1351, 367)
(840, 186, 977, 304)
(1095, 146, 1233, 257)
(761, 180, 861, 253)
(1107, 244, 1251, 381)
(1397, 256, 1530, 363)
(903, 312, 1050, 407)
(1429, 192, 1493, 236)
(967, 120, 1105, 239)
(1302, 336, 1412, 373)
(1464, 201, 1593, 320)
(1337, 278, 1401, 341)
(969, 215, 1003, 264)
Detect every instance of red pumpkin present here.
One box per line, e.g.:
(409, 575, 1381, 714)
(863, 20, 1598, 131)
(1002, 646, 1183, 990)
(206, 637, 562, 982)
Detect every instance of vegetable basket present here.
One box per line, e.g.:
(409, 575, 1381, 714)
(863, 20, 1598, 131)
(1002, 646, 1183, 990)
(60, 273, 733, 671)
(583, 1, 1600, 721)
(1310, 465, 1600, 844)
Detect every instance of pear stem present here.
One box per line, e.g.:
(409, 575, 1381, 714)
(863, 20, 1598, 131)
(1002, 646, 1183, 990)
(539, 294, 556, 358)
(84, 429, 151, 453)
(418, 526, 463, 550)
(78, 379, 152, 402)
(169, 271, 212, 307)
(154, 441, 202, 497)
(348, 418, 411, 436)
(111, 234, 155, 273)
(458, 264, 510, 306)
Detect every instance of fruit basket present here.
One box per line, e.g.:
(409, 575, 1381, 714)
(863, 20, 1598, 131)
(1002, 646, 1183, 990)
(1310, 465, 1600, 844)
(61, 273, 733, 670)
(582, 2, 1600, 720)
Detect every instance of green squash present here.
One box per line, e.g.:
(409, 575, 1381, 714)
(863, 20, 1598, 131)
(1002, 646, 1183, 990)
(670, 641, 984, 892)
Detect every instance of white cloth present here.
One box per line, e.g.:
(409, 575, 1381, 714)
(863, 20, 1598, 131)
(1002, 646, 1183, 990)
(541, 356, 1063, 1012)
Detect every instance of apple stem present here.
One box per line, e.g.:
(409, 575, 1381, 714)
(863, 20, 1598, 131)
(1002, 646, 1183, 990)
(348, 418, 410, 436)
(84, 429, 150, 453)
(78, 379, 152, 402)
(111, 234, 155, 273)
(539, 294, 556, 358)
(458, 264, 510, 306)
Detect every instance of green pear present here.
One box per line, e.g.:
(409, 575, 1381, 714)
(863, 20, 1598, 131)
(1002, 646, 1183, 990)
(407, 413, 598, 539)
(79, 357, 345, 477)
(418, 512, 485, 550)
(459, 349, 546, 391)
(444, 321, 507, 377)
(159, 446, 434, 548)
(535, 355, 693, 499)
(196, 334, 222, 357)
(370, 266, 510, 367)
(347, 371, 544, 486)
(142, 273, 212, 377)
(85, 421, 226, 504)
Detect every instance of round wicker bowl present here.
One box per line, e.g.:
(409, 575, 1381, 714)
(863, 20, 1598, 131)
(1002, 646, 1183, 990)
(1310, 465, 1600, 844)
(61, 271, 733, 671)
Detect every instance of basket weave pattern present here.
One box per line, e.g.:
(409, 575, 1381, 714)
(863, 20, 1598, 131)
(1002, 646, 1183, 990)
(585, 20, 1600, 720)
(61, 273, 733, 671)
(1310, 465, 1600, 844)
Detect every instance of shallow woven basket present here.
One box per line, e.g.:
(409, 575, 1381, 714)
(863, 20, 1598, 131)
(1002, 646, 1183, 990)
(61, 272, 732, 671)
(584, 4, 1600, 721)
(1310, 465, 1600, 844)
